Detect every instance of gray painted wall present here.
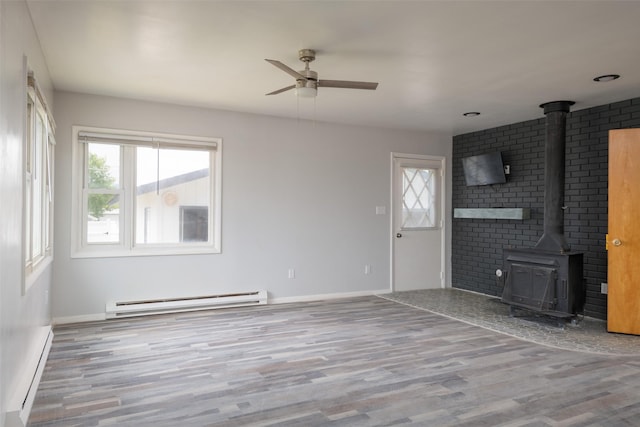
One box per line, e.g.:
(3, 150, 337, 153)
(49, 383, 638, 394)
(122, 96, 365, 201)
(52, 91, 452, 321)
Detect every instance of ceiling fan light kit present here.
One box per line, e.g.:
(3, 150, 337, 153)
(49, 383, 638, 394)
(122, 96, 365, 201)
(296, 85, 317, 98)
(266, 49, 378, 98)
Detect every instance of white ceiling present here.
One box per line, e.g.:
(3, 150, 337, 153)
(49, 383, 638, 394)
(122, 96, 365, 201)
(26, 0, 640, 135)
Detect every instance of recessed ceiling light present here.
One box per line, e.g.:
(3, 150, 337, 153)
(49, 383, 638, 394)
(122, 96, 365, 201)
(463, 112, 480, 117)
(593, 74, 620, 82)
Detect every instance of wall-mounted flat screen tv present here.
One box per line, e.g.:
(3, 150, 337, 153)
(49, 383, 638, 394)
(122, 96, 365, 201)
(462, 152, 507, 186)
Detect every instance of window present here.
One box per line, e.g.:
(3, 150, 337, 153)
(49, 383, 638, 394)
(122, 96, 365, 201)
(71, 126, 221, 257)
(24, 72, 55, 290)
(400, 166, 439, 229)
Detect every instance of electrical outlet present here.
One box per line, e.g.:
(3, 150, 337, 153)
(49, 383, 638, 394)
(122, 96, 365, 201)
(601, 282, 608, 294)
(364, 264, 371, 275)
(288, 268, 295, 279)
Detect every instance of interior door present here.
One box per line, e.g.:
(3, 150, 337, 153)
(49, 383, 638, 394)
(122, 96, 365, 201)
(392, 154, 445, 291)
(608, 129, 640, 335)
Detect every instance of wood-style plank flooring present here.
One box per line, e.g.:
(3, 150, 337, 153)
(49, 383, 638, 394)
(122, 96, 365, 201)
(29, 297, 640, 426)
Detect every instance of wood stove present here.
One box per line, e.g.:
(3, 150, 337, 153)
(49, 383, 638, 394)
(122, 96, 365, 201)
(501, 101, 585, 320)
(502, 248, 584, 318)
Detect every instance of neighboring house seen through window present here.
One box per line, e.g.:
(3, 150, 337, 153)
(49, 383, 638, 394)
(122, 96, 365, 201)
(71, 126, 222, 257)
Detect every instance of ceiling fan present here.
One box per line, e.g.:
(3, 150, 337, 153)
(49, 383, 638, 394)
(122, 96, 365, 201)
(265, 49, 378, 97)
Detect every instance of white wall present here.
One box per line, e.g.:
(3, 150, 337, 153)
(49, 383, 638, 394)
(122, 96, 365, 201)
(52, 92, 452, 321)
(0, 1, 54, 425)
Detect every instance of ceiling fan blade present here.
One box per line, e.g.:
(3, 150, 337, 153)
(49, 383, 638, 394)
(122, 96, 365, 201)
(318, 80, 378, 90)
(265, 59, 307, 81)
(266, 84, 296, 96)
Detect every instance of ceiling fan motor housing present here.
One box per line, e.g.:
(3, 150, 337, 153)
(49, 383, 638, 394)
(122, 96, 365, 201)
(296, 79, 317, 90)
(299, 68, 317, 80)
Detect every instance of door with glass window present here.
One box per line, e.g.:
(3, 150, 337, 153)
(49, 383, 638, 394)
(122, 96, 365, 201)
(392, 154, 445, 291)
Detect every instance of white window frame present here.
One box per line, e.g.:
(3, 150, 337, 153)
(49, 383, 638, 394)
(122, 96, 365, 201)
(70, 125, 222, 258)
(24, 70, 55, 293)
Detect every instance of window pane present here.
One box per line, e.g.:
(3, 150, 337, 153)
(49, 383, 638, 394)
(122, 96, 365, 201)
(32, 111, 45, 258)
(88, 143, 120, 189)
(401, 167, 437, 228)
(87, 193, 120, 243)
(45, 140, 53, 251)
(26, 101, 33, 173)
(25, 175, 32, 262)
(44, 185, 50, 251)
(135, 147, 210, 244)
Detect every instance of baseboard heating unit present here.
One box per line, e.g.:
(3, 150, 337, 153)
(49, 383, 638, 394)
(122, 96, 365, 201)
(106, 290, 267, 319)
(6, 327, 53, 427)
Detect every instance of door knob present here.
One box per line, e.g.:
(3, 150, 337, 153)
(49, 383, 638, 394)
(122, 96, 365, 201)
(396, 233, 402, 238)
(612, 238, 622, 246)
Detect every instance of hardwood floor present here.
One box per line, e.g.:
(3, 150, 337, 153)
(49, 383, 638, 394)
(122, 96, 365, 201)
(29, 297, 640, 426)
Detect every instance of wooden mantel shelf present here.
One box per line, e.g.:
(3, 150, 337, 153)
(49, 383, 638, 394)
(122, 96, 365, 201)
(453, 208, 530, 220)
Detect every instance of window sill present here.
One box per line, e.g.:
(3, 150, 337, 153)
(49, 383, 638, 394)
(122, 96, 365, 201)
(70, 246, 220, 259)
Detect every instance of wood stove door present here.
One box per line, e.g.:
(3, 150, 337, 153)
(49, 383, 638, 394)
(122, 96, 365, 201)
(506, 263, 557, 311)
(608, 129, 640, 335)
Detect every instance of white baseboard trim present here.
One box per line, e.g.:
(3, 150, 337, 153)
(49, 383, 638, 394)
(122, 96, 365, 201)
(52, 289, 392, 324)
(269, 289, 390, 305)
(53, 312, 106, 325)
(6, 326, 53, 427)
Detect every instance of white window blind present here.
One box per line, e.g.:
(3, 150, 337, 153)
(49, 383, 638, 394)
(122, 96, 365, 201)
(77, 131, 217, 151)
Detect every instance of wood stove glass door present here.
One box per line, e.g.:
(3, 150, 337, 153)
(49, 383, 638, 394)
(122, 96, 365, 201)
(608, 129, 640, 335)
(392, 154, 445, 291)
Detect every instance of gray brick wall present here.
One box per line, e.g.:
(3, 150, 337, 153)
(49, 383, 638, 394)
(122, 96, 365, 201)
(452, 97, 640, 320)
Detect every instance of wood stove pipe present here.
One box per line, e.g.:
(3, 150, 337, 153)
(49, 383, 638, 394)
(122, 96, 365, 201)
(534, 100, 575, 253)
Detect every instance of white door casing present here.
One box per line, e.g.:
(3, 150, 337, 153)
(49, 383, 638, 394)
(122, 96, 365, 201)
(391, 153, 445, 291)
